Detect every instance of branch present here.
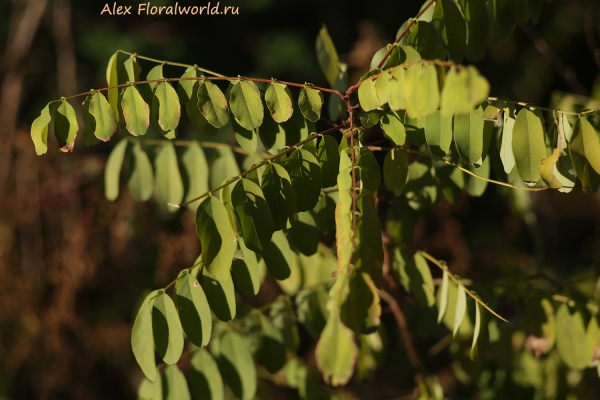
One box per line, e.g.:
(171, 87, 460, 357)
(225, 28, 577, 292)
(172, 122, 349, 208)
(419, 251, 508, 322)
(378, 289, 425, 382)
(375, 0, 437, 70)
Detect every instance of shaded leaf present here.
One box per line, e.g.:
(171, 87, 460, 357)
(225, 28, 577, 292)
(512, 108, 547, 184)
(285, 148, 322, 212)
(318, 135, 340, 188)
(209, 147, 240, 190)
(263, 230, 293, 280)
(190, 349, 224, 400)
(555, 303, 593, 370)
(570, 118, 600, 176)
(152, 292, 184, 365)
(201, 267, 236, 321)
(487, 0, 517, 43)
(232, 178, 275, 253)
(289, 211, 319, 256)
(384, 148, 409, 195)
(453, 284, 467, 337)
(219, 331, 257, 400)
(182, 143, 208, 211)
(437, 269, 449, 323)
(196, 196, 237, 281)
(261, 163, 296, 231)
(258, 111, 286, 154)
(432, 0, 467, 61)
(231, 237, 260, 296)
(380, 110, 406, 146)
(316, 25, 342, 88)
(162, 364, 190, 400)
(175, 271, 212, 347)
(257, 313, 287, 373)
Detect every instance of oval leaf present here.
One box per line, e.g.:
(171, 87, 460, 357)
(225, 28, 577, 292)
(263, 230, 293, 280)
(299, 86, 324, 122)
(152, 81, 181, 132)
(219, 331, 257, 400)
(197, 80, 229, 128)
(175, 271, 212, 347)
(128, 144, 155, 201)
(162, 364, 191, 400)
(104, 139, 128, 201)
(182, 143, 209, 211)
(232, 178, 275, 253)
(152, 292, 184, 365)
(261, 163, 296, 231)
(190, 349, 224, 400)
(30, 103, 52, 155)
(154, 142, 184, 211)
(121, 85, 150, 136)
(318, 135, 341, 188)
(512, 108, 547, 184)
(230, 80, 264, 130)
(285, 148, 322, 212)
(53, 99, 79, 152)
(132, 290, 160, 382)
(201, 267, 236, 321)
(383, 148, 409, 195)
(265, 82, 293, 123)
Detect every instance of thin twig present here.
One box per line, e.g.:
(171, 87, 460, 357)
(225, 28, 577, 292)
(130, 138, 271, 158)
(419, 251, 508, 322)
(551, 294, 599, 313)
(118, 50, 226, 77)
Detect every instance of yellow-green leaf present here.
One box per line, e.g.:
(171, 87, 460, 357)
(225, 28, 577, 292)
(219, 331, 257, 400)
(106, 52, 120, 121)
(358, 78, 379, 112)
(315, 314, 358, 387)
(190, 348, 224, 400)
(299, 86, 324, 122)
(512, 108, 547, 184)
(175, 271, 212, 347)
(128, 144, 154, 201)
(162, 364, 190, 400)
(104, 139, 128, 201)
(570, 117, 600, 176)
(53, 99, 79, 152)
(265, 82, 293, 123)
(87, 92, 117, 142)
(230, 80, 264, 130)
(152, 81, 181, 132)
(197, 80, 229, 128)
(154, 142, 184, 212)
(121, 85, 150, 136)
(30, 103, 52, 155)
(132, 290, 159, 381)
(152, 292, 184, 365)
(539, 148, 562, 189)
(316, 25, 342, 88)
(182, 143, 208, 211)
(201, 266, 236, 321)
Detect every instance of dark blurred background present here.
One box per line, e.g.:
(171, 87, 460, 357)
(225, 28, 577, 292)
(1, 0, 600, 399)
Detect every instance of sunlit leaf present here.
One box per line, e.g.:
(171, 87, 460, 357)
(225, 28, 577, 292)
(121, 85, 150, 136)
(152, 81, 181, 132)
(190, 348, 224, 400)
(265, 82, 293, 123)
(512, 108, 547, 184)
(570, 118, 600, 176)
(315, 314, 358, 387)
(380, 110, 406, 146)
(437, 269, 449, 323)
(106, 52, 120, 121)
(162, 364, 190, 400)
(86, 92, 117, 142)
(425, 110, 452, 158)
(182, 143, 208, 211)
(453, 284, 467, 337)
(231, 237, 260, 296)
(299, 86, 324, 122)
(230, 80, 264, 130)
(263, 230, 293, 280)
(132, 290, 160, 381)
(30, 103, 52, 155)
(197, 80, 229, 128)
(358, 77, 379, 112)
(555, 303, 593, 370)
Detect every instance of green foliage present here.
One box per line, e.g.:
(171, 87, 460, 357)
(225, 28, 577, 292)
(30, 2, 600, 399)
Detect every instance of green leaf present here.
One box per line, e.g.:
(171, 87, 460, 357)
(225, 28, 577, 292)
(152, 81, 181, 132)
(403, 20, 441, 59)
(425, 110, 453, 158)
(182, 143, 208, 211)
(263, 230, 293, 280)
(388, 67, 407, 111)
(265, 82, 293, 123)
(232, 178, 274, 253)
(454, 105, 488, 165)
(316, 25, 342, 88)
(275, 250, 303, 296)
(231, 237, 260, 296)
(30, 103, 52, 155)
(432, 0, 467, 61)
(375, 71, 390, 105)
(190, 349, 224, 400)
(282, 103, 315, 144)
(555, 303, 593, 370)
(145, 64, 164, 96)
(289, 211, 319, 256)
(384, 148, 409, 195)
(462, 0, 490, 61)
(296, 286, 329, 338)
(404, 113, 427, 147)
(380, 110, 406, 146)
(132, 290, 159, 382)
(152, 292, 184, 365)
(219, 331, 257, 400)
(570, 148, 600, 194)
(162, 364, 190, 400)
(106, 52, 120, 121)
(299, 86, 324, 122)
(137, 376, 162, 400)
(201, 266, 236, 321)
(405, 64, 440, 119)
(359, 109, 382, 128)
(318, 135, 340, 188)
(258, 111, 286, 154)
(121, 85, 150, 136)
(261, 163, 296, 231)
(86, 92, 117, 142)
(316, 193, 337, 232)
(436, 277, 474, 338)
(257, 313, 287, 373)
(121, 55, 141, 83)
(154, 143, 184, 211)
(440, 67, 489, 116)
(512, 108, 547, 184)
(104, 139, 128, 201)
(336, 150, 354, 272)
(500, 105, 516, 174)
(358, 78, 379, 112)
(128, 144, 155, 201)
(570, 118, 600, 176)
(53, 99, 79, 152)
(357, 147, 381, 192)
(315, 314, 358, 387)
(539, 148, 563, 189)
(285, 148, 322, 212)
(196, 196, 237, 281)
(453, 284, 467, 337)
(487, 0, 517, 44)
(197, 80, 229, 128)
(209, 147, 240, 190)
(175, 271, 212, 347)
(437, 269, 449, 323)
(470, 298, 489, 361)
(230, 80, 264, 130)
